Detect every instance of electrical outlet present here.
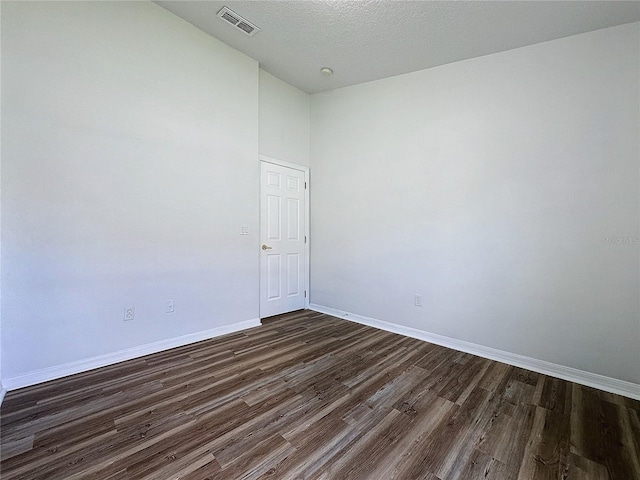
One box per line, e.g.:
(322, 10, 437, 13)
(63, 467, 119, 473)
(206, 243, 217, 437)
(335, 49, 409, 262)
(166, 300, 175, 313)
(124, 306, 135, 321)
(414, 294, 423, 307)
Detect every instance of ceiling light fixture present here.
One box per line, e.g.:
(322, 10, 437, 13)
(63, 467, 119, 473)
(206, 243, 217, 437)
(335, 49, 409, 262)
(320, 67, 333, 76)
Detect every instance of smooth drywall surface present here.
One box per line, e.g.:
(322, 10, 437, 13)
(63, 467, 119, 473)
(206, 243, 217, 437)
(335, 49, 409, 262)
(259, 70, 310, 166)
(0, 1, 3, 386)
(311, 23, 640, 384)
(1, 1, 259, 380)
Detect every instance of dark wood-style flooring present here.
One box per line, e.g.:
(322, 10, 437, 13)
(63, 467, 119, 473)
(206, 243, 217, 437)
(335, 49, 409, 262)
(1, 310, 639, 479)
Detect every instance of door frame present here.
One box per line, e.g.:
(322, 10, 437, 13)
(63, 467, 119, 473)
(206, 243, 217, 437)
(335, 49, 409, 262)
(259, 155, 310, 317)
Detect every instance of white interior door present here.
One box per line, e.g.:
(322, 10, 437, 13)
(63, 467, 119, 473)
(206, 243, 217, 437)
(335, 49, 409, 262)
(260, 161, 307, 318)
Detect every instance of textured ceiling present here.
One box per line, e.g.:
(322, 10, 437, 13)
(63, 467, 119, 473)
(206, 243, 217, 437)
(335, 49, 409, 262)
(156, 1, 640, 94)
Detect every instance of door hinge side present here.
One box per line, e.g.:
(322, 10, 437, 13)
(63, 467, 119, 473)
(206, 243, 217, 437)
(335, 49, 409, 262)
(305, 181, 307, 189)
(305, 236, 307, 244)
(304, 290, 307, 298)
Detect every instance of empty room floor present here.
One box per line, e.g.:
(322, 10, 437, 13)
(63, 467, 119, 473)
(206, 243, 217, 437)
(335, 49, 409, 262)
(1, 310, 639, 479)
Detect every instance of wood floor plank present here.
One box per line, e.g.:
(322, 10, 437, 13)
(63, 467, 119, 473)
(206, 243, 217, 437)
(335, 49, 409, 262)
(2, 310, 639, 479)
(456, 449, 509, 480)
(0, 434, 34, 462)
(517, 405, 571, 479)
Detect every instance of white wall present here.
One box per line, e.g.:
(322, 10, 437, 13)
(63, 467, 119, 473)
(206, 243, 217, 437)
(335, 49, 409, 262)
(259, 70, 310, 166)
(0, 1, 3, 397)
(1, 1, 259, 382)
(311, 23, 640, 384)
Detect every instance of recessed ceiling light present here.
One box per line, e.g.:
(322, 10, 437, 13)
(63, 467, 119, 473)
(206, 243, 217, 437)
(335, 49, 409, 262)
(320, 67, 333, 76)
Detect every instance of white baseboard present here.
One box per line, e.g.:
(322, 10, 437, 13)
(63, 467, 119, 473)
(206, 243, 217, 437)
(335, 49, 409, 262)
(309, 304, 640, 401)
(2, 319, 261, 392)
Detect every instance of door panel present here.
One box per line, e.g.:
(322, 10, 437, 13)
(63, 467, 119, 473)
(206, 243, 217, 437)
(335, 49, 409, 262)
(287, 198, 299, 240)
(267, 195, 281, 240)
(260, 161, 306, 317)
(286, 253, 300, 296)
(266, 254, 281, 300)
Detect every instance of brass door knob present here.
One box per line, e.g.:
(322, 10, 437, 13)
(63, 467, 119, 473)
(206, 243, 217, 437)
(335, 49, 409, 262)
(261, 244, 272, 250)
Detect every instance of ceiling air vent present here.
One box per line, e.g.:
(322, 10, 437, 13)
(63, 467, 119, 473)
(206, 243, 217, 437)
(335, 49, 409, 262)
(217, 6, 260, 37)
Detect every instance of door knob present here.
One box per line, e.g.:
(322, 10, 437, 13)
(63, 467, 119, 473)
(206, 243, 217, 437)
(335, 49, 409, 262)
(261, 244, 272, 250)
